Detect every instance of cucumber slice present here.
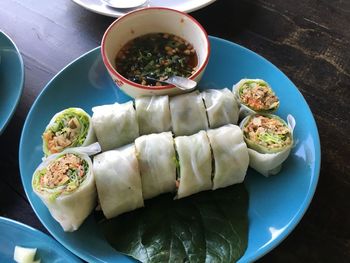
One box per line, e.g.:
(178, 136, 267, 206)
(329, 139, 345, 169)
(13, 246, 37, 263)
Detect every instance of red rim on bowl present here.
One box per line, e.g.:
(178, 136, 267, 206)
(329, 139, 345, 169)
(101, 7, 210, 90)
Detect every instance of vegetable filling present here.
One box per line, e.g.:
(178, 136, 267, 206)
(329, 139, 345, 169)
(43, 109, 90, 154)
(243, 115, 291, 151)
(33, 153, 88, 200)
(174, 149, 181, 189)
(239, 81, 279, 111)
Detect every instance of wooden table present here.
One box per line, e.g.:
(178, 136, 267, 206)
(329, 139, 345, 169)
(1, 0, 349, 262)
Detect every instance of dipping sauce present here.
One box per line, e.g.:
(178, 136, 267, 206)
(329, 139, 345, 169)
(115, 33, 198, 86)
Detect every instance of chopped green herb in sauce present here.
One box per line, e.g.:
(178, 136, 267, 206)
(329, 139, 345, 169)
(115, 33, 198, 86)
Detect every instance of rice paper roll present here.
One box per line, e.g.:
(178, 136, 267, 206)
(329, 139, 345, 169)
(233, 79, 279, 119)
(240, 114, 296, 176)
(92, 102, 139, 151)
(202, 88, 239, 128)
(207, 124, 249, 190)
(135, 95, 172, 135)
(169, 91, 208, 136)
(93, 144, 144, 219)
(135, 132, 176, 199)
(42, 108, 96, 156)
(32, 144, 101, 232)
(174, 130, 212, 199)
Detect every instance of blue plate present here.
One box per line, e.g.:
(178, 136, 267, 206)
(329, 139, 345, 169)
(0, 217, 82, 262)
(0, 31, 24, 134)
(19, 36, 320, 262)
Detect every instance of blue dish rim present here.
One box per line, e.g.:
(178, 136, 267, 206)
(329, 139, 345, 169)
(0, 216, 82, 262)
(0, 216, 47, 238)
(212, 37, 321, 261)
(19, 36, 321, 262)
(0, 30, 25, 134)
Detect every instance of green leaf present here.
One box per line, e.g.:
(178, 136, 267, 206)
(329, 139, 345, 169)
(98, 184, 248, 263)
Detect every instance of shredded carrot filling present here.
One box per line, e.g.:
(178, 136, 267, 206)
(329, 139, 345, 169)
(175, 180, 180, 189)
(244, 115, 291, 150)
(43, 117, 81, 154)
(240, 82, 279, 111)
(39, 153, 87, 195)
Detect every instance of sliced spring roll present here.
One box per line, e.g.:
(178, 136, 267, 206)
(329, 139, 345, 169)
(233, 79, 279, 119)
(135, 132, 176, 199)
(135, 95, 172, 135)
(93, 144, 144, 219)
(169, 91, 208, 136)
(42, 108, 96, 156)
(207, 125, 249, 190)
(92, 102, 139, 151)
(32, 145, 100, 232)
(174, 130, 212, 199)
(202, 88, 239, 128)
(240, 114, 296, 176)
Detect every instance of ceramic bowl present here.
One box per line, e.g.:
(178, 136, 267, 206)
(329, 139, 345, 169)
(101, 7, 210, 98)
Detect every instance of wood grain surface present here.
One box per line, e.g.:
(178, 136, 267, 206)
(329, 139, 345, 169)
(1, 0, 349, 262)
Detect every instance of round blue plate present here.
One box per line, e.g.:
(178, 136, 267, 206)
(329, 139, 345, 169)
(0, 217, 81, 262)
(19, 36, 320, 262)
(0, 31, 24, 135)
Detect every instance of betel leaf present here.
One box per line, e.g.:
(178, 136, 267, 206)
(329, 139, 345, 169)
(98, 184, 248, 263)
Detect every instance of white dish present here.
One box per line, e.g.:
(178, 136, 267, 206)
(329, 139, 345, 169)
(71, 0, 217, 17)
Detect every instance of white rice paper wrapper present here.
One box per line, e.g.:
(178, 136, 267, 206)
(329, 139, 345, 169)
(232, 79, 278, 119)
(93, 144, 144, 219)
(241, 114, 296, 176)
(92, 102, 139, 151)
(135, 96, 172, 135)
(135, 132, 176, 199)
(43, 108, 96, 155)
(207, 125, 249, 190)
(33, 143, 101, 232)
(169, 91, 208, 136)
(175, 130, 212, 199)
(202, 88, 239, 128)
